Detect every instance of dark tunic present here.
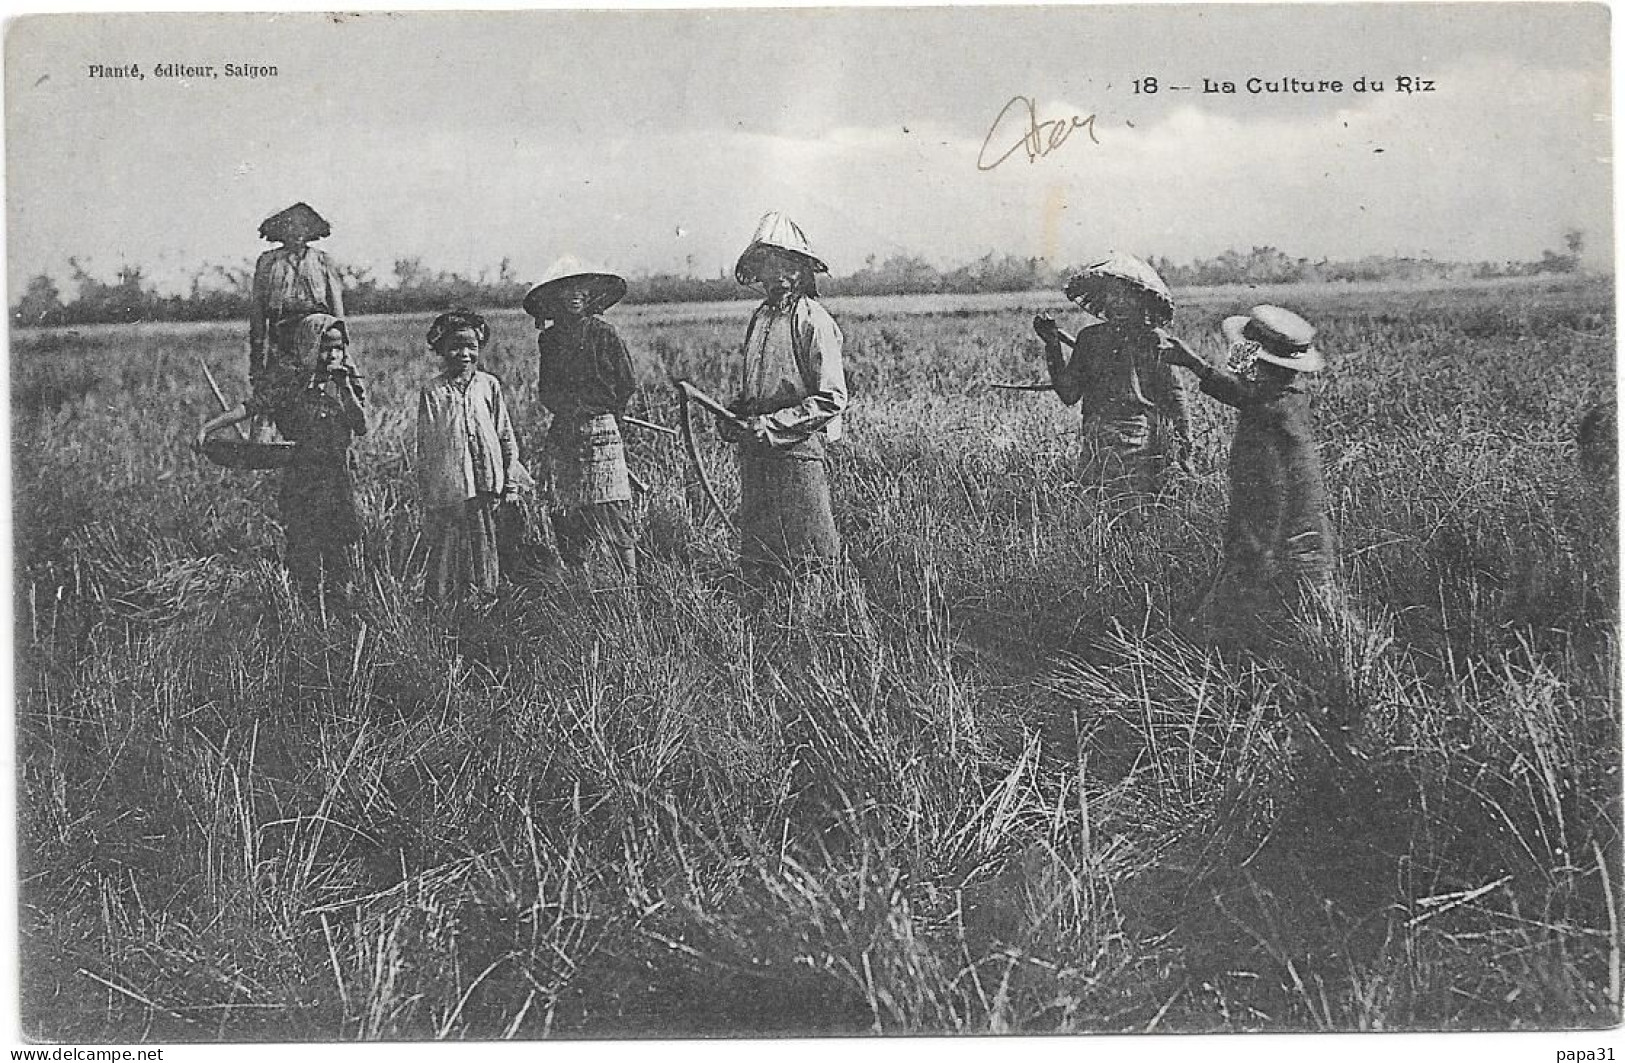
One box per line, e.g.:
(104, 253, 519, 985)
(248, 382, 362, 589)
(537, 317, 636, 569)
(1047, 321, 1192, 487)
(536, 316, 635, 420)
(1201, 363, 1332, 593)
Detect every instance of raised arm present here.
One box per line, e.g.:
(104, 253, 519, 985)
(1199, 365, 1295, 410)
(1034, 314, 1086, 407)
(1162, 335, 1291, 410)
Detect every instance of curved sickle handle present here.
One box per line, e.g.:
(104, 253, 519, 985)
(676, 383, 734, 528)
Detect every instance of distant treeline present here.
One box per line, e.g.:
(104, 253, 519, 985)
(12, 235, 1590, 328)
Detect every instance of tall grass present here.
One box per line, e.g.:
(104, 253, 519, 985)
(13, 276, 1617, 1038)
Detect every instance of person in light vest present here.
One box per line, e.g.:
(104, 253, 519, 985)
(416, 309, 528, 607)
(248, 203, 351, 444)
(249, 204, 348, 393)
(722, 212, 849, 596)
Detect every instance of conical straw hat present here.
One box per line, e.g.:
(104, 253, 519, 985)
(523, 255, 628, 317)
(258, 202, 331, 242)
(1063, 251, 1174, 325)
(734, 211, 829, 285)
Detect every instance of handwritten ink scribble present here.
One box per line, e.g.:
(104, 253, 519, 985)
(977, 95, 1100, 171)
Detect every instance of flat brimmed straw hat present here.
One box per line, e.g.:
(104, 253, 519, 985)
(1063, 252, 1174, 326)
(1223, 306, 1324, 373)
(258, 202, 331, 242)
(522, 256, 628, 318)
(734, 211, 829, 285)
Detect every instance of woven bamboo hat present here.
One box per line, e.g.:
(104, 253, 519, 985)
(523, 256, 628, 318)
(1063, 252, 1174, 326)
(734, 211, 829, 285)
(258, 202, 331, 243)
(1222, 306, 1324, 373)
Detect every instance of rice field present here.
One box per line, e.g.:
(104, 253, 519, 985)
(11, 274, 1618, 1040)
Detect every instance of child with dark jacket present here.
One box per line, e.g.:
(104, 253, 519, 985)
(198, 312, 368, 601)
(1161, 305, 1332, 621)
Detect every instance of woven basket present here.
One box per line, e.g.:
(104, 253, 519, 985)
(199, 438, 297, 470)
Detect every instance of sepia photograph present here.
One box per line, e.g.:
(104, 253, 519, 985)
(5, 3, 1618, 1047)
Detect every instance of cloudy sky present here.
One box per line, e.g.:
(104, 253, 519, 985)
(4, 4, 1612, 296)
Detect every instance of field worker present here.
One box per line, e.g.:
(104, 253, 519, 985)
(1161, 306, 1334, 627)
(525, 260, 638, 582)
(721, 211, 849, 595)
(196, 312, 368, 604)
(1031, 253, 1193, 491)
(416, 308, 529, 607)
(249, 204, 348, 411)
